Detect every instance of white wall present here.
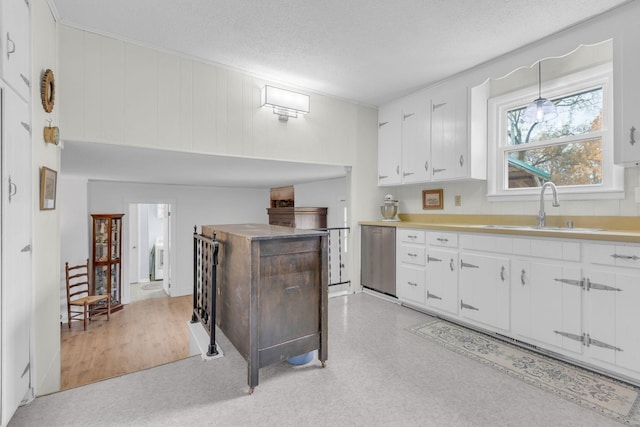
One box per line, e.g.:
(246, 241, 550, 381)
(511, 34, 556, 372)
(85, 181, 269, 298)
(31, 0, 60, 396)
(295, 177, 347, 228)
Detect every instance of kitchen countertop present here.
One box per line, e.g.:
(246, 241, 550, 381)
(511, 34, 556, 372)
(359, 214, 640, 243)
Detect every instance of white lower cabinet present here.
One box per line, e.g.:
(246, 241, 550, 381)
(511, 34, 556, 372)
(425, 248, 458, 315)
(396, 229, 426, 307)
(458, 252, 510, 331)
(392, 229, 640, 385)
(512, 259, 583, 354)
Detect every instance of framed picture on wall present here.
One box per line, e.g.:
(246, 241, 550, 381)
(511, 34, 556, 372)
(422, 189, 443, 210)
(40, 166, 57, 210)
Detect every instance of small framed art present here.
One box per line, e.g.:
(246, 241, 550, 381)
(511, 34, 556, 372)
(422, 189, 443, 210)
(40, 166, 57, 210)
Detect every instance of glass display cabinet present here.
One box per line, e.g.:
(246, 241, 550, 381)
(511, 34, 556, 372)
(91, 214, 124, 311)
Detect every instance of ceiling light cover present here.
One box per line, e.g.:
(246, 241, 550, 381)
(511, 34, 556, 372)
(523, 62, 557, 124)
(261, 85, 310, 121)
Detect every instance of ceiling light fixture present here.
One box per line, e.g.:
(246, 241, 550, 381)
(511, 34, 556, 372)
(523, 61, 557, 124)
(261, 85, 310, 121)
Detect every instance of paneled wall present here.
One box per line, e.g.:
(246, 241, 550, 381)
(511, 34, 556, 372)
(57, 25, 366, 167)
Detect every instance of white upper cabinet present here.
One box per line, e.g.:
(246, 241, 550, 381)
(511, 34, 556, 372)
(377, 81, 485, 186)
(615, 23, 640, 166)
(377, 101, 402, 185)
(0, 0, 31, 101)
(400, 93, 430, 184)
(430, 84, 468, 181)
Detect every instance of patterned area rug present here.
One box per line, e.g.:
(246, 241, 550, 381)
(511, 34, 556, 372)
(408, 319, 640, 425)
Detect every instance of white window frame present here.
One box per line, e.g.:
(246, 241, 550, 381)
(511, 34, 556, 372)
(487, 63, 623, 201)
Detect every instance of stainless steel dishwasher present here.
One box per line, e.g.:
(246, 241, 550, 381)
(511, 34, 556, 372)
(361, 225, 396, 296)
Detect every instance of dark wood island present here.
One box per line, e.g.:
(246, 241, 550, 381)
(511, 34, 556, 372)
(201, 224, 328, 393)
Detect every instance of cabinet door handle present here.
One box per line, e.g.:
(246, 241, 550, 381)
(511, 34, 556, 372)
(449, 258, 455, 271)
(284, 285, 300, 293)
(396, 165, 400, 175)
(403, 112, 415, 120)
(630, 126, 636, 146)
(427, 255, 441, 263)
(407, 281, 418, 287)
(460, 260, 479, 269)
(6, 33, 15, 59)
(459, 155, 464, 167)
(427, 291, 442, 300)
(8, 177, 17, 203)
(378, 121, 388, 128)
(520, 268, 526, 286)
(500, 266, 505, 282)
(424, 161, 429, 172)
(611, 253, 640, 261)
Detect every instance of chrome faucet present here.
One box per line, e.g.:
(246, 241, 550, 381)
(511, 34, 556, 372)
(538, 182, 560, 227)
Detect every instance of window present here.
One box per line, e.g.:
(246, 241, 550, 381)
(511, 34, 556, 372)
(487, 63, 623, 200)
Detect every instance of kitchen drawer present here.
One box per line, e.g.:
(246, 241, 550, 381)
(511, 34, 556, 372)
(586, 243, 640, 269)
(398, 244, 426, 266)
(397, 264, 426, 306)
(512, 237, 581, 262)
(398, 229, 425, 245)
(426, 231, 458, 248)
(460, 233, 512, 254)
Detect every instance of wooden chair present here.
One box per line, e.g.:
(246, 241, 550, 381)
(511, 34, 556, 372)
(65, 259, 110, 330)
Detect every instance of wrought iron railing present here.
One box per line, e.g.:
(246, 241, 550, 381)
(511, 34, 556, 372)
(315, 227, 350, 288)
(192, 227, 219, 356)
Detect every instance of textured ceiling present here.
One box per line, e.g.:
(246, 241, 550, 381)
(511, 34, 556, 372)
(49, 0, 630, 106)
(50, 0, 631, 187)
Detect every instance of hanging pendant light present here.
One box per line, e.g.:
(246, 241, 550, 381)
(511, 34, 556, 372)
(523, 61, 557, 124)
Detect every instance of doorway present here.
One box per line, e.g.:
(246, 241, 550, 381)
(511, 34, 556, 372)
(128, 203, 172, 302)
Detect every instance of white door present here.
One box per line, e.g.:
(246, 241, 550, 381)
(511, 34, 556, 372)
(1, 87, 32, 425)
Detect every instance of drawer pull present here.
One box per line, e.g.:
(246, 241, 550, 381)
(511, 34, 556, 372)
(610, 253, 640, 261)
(407, 281, 418, 287)
(284, 285, 300, 293)
(407, 234, 417, 239)
(407, 253, 418, 257)
(436, 238, 448, 243)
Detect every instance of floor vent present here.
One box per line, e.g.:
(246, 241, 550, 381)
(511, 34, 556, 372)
(494, 333, 539, 351)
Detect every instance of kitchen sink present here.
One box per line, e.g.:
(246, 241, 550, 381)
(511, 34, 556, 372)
(470, 224, 603, 233)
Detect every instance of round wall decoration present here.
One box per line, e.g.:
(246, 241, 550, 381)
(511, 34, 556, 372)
(40, 69, 55, 113)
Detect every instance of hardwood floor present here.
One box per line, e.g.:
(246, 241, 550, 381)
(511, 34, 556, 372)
(60, 295, 193, 390)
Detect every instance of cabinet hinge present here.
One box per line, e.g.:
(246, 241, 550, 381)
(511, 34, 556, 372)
(585, 333, 623, 352)
(460, 300, 478, 311)
(21, 121, 31, 133)
(378, 121, 388, 128)
(21, 73, 30, 88)
(427, 291, 442, 300)
(432, 102, 446, 111)
(21, 244, 31, 252)
(553, 330, 584, 344)
(403, 112, 415, 120)
(585, 278, 622, 292)
(553, 277, 584, 288)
